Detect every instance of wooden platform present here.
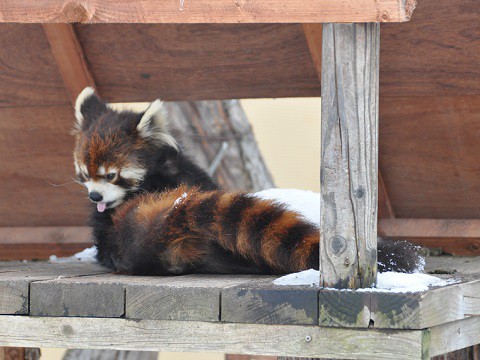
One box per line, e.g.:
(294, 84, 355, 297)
(1, 256, 479, 359)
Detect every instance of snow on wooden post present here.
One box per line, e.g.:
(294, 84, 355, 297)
(320, 23, 380, 289)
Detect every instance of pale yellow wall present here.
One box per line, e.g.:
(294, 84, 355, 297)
(40, 349, 223, 360)
(241, 98, 321, 192)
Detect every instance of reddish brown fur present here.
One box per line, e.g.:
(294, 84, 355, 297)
(109, 185, 320, 275)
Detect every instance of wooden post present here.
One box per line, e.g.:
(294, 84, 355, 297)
(320, 23, 380, 289)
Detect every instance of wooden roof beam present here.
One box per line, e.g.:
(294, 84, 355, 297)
(42, 23, 96, 105)
(2, 0, 417, 23)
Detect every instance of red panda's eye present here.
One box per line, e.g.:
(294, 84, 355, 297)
(106, 173, 116, 181)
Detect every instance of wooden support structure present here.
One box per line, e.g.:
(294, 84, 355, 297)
(0, 0, 416, 23)
(1, 257, 480, 359)
(320, 23, 380, 289)
(42, 23, 96, 103)
(379, 219, 480, 256)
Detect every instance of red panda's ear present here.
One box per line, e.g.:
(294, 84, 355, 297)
(137, 100, 178, 150)
(74, 87, 107, 131)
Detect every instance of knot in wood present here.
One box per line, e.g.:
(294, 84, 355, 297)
(379, 11, 390, 22)
(355, 187, 365, 198)
(61, 324, 75, 336)
(329, 235, 347, 255)
(62, 1, 93, 23)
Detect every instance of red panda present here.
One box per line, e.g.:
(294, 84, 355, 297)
(109, 185, 319, 275)
(72, 87, 421, 275)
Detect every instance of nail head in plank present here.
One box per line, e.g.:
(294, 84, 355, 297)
(222, 279, 318, 325)
(126, 275, 256, 322)
(0, 316, 428, 360)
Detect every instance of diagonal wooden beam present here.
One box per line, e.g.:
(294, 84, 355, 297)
(303, 24, 395, 221)
(42, 23, 96, 105)
(378, 170, 395, 218)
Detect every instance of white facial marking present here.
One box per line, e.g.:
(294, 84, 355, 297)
(84, 180, 126, 207)
(121, 166, 147, 182)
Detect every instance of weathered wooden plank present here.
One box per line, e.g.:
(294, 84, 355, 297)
(77, 24, 319, 101)
(31, 274, 124, 318)
(426, 256, 480, 276)
(126, 275, 254, 322)
(319, 277, 480, 330)
(0, 316, 429, 359)
(430, 316, 480, 357)
(42, 23, 96, 105)
(226, 356, 277, 360)
(320, 23, 380, 289)
(222, 279, 318, 325)
(0, 262, 106, 315)
(0, 0, 416, 23)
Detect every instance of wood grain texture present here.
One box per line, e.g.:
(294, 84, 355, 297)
(379, 95, 480, 219)
(0, 226, 92, 261)
(319, 277, 480, 330)
(163, 100, 275, 191)
(126, 275, 254, 321)
(430, 316, 480, 357)
(377, 172, 395, 219)
(0, 262, 106, 315)
(0, 0, 416, 23)
(426, 256, 480, 276)
(379, 219, 480, 256)
(42, 23, 96, 104)
(30, 275, 124, 317)
(320, 23, 379, 289)
(0, 106, 89, 227)
(75, 24, 320, 101)
(221, 279, 318, 325)
(226, 356, 277, 360)
(0, 316, 429, 359)
(380, 0, 480, 98)
(63, 350, 158, 360)
(0, 24, 69, 107)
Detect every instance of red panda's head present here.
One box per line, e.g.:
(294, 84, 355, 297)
(72, 87, 178, 212)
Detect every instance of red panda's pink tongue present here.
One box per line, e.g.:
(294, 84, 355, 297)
(97, 202, 107, 213)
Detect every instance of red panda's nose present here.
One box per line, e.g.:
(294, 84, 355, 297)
(88, 191, 103, 202)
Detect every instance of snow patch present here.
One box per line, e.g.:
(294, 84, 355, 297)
(273, 269, 458, 292)
(174, 192, 188, 207)
(49, 246, 97, 263)
(254, 188, 320, 225)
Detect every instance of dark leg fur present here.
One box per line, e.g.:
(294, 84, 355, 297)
(377, 237, 423, 273)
